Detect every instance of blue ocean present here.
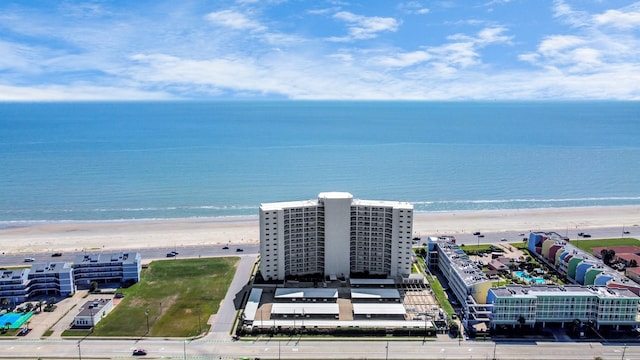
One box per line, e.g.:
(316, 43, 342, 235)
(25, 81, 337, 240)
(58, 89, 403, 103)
(1, 101, 639, 224)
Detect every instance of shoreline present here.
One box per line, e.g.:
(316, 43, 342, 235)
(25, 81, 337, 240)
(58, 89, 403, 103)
(1, 205, 638, 254)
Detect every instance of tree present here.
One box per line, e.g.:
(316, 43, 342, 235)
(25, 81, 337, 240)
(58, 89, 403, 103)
(24, 302, 33, 312)
(600, 249, 616, 265)
(89, 281, 99, 293)
(0, 298, 9, 310)
(448, 321, 459, 335)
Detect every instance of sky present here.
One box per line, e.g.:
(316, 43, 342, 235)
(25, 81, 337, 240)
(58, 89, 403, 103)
(1, 0, 639, 101)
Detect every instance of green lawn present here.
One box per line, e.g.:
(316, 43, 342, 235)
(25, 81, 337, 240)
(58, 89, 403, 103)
(90, 257, 239, 337)
(459, 244, 493, 254)
(426, 275, 454, 317)
(571, 238, 640, 253)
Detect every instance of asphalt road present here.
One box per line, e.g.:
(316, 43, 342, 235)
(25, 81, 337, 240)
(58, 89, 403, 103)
(0, 243, 260, 267)
(2, 337, 638, 359)
(429, 226, 639, 247)
(3, 226, 636, 267)
(1, 228, 639, 358)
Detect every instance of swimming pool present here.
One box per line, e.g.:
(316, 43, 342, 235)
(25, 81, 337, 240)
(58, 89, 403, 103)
(0, 312, 34, 329)
(513, 271, 546, 285)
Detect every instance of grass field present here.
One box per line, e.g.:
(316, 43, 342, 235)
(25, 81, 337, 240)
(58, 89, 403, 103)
(571, 238, 640, 253)
(426, 275, 454, 317)
(90, 257, 239, 337)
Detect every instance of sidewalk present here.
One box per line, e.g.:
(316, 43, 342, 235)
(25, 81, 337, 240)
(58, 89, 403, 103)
(25, 290, 116, 339)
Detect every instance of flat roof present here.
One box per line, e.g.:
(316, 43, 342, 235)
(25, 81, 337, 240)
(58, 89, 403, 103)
(490, 285, 640, 299)
(73, 252, 140, 265)
(352, 303, 407, 315)
(275, 288, 338, 299)
(318, 192, 353, 199)
(244, 288, 263, 322)
(351, 288, 400, 299)
(260, 193, 412, 211)
(350, 278, 396, 285)
(271, 303, 339, 315)
(253, 319, 433, 329)
(76, 298, 112, 317)
(353, 199, 413, 209)
(260, 199, 319, 211)
(30, 262, 72, 275)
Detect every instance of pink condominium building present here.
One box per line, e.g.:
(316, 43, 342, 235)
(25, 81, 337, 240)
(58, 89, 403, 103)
(259, 192, 414, 282)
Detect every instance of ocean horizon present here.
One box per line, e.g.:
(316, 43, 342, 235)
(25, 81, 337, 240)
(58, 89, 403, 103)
(1, 101, 639, 223)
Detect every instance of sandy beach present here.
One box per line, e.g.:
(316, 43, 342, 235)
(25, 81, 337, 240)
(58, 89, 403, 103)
(1, 206, 638, 254)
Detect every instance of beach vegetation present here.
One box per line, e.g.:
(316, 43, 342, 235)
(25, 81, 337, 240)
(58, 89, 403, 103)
(87, 257, 238, 337)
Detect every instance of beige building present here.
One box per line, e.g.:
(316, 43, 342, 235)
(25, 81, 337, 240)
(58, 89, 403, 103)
(259, 192, 414, 282)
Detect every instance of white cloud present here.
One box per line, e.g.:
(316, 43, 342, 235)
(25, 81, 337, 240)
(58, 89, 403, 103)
(205, 9, 266, 32)
(398, 2, 430, 15)
(552, 0, 591, 27)
(538, 35, 585, 54)
(372, 51, 431, 68)
(594, 9, 640, 29)
(328, 11, 400, 42)
(1, 1, 639, 101)
(0, 84, 174, 101)
(484, 0, 511, 5)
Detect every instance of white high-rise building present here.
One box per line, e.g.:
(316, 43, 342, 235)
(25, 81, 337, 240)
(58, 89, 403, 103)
(259, 192, 414, 281)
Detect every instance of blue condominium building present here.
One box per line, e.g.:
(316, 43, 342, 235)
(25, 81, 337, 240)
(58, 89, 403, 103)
(487, 285, 640, 330)
(72, 252, 142, 287)
(0, 262, 75, 304)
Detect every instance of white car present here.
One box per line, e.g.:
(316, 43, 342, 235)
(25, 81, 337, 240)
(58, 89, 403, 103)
(24, 257, 35, 262)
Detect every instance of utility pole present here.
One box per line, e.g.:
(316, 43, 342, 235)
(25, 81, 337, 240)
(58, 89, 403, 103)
(145, 310, 149, 334)
(197, 305, 201, 334)
(385, 341, 389, 360)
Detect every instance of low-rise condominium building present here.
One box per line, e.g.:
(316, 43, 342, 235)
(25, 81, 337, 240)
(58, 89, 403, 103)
(72, 252, 142, 287)
(0, 262, 74, 304)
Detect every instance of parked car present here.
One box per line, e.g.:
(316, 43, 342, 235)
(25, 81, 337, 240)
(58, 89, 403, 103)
(24, 257, 35, 262)
(132, 349, 147, 356)
(51, 253, 62, 257)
